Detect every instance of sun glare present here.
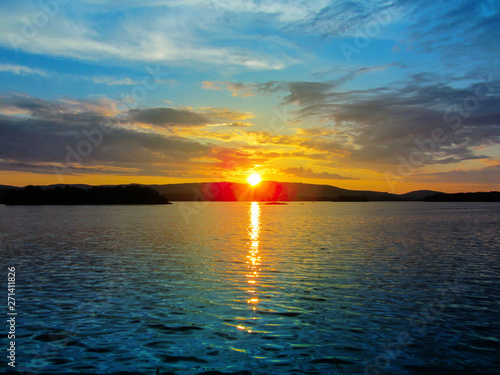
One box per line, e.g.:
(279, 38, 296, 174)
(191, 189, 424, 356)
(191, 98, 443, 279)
(247, 173, 262, 186)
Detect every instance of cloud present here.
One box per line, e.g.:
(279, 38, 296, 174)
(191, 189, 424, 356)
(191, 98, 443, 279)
(198, 107, 254, 121)
(85, 0, 332, 24)
(207, 64, 399, 102)
(0, 160, 141, 176)
(1, 0, 498, 76)
(92, 76, 140, 86)
(202, 81, 257, 97)
(201, 64, 397, 99)
(0, 94, 123, 123)
(411, 164, 500, 184)
(208, 0, 332, 23)
(198, 73, 499, 176)
(332, 80, 500, 167)
(0, 95, 211, 177)
(403, 0, 500, 68)
(227, 122, 251, 127)
(250, 150, 329, 161)
(282, 0, 499, 77)
(129, 108, 209, 127)
(245, 74, 500, 169)
(285, 0, 397, 38)
(0, 63, 48, 77)
(128, 106, 253, 129)
(312, 63, 405, 79)
(0, 3, 288, 70)
(283, 166, 357, 180)
(208, 147, 264, 169)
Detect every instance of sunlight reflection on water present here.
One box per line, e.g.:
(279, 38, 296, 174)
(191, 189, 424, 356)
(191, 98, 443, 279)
(246, 202, 261, 313)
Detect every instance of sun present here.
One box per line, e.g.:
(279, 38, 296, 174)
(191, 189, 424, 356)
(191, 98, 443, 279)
(247, 173, 262, 186)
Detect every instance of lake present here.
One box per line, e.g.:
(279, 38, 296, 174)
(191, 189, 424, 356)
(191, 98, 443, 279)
(1, 202, 499, 374)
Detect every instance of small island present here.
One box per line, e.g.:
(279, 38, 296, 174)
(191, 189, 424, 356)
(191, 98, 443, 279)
(3, 185, 171, 205)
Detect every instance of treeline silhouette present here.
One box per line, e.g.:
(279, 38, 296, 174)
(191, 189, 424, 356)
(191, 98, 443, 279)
(424, 191, 500, 202)
(3, 185, 171, 205)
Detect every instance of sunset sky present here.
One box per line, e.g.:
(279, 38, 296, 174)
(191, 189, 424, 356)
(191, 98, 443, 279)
(0, 0, 499, 193)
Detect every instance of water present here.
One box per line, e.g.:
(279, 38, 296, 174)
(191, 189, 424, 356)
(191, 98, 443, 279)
(1, 202, 499, 374)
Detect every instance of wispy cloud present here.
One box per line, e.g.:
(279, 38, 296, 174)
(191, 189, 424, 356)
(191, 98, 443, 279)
(0, 4, 289, 70)
(411, 164, 500, 184)
(202, 64, 402, 99)
(202, 81, 257, 97)
(92, 76, 140, 86)
(0, 63, 48, 77)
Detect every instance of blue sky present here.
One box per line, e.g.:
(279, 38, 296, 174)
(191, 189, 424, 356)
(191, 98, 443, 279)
(0, 0, 499, 192)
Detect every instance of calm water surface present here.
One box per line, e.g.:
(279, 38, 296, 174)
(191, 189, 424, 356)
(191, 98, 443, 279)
(1, 202, 499, 374)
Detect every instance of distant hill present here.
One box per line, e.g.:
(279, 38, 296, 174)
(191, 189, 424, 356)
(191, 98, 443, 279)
(4, 182, 498, 203)
(0, 182, 449, 203)
(142, 181, 403, 201)
(424, 191, 500, 202)
(140, 181, 444, 202)
(399, 190, 443, 201)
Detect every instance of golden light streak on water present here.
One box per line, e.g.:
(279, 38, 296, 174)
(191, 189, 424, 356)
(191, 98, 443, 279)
(246, 202, 261, 307)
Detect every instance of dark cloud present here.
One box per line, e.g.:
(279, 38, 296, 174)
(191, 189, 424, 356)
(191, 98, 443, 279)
(199, 69, 500, 176)
(0, 161, 138, 176)
(129, 107, 209, 127)
(0, 94, 64, 117)
(252, 75, 500, 168)
(411, 164, 500, 184)
(205, 65, 404, 105)
(0, 95, 210, 176)
(283, 166, 358, 180)
(333, 80, 500, 166)
(0, 114, 207, 164)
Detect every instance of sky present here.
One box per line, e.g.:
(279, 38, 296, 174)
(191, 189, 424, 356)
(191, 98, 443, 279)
(0, 0, 499, 193)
